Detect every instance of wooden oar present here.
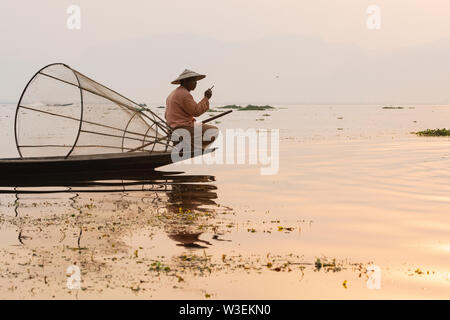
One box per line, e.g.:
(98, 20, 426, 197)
(202, 109, 232, 124)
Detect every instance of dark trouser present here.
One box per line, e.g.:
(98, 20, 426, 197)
(172, 124, 219, 149)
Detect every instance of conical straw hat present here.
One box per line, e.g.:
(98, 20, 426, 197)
(171, 69, 206, 84)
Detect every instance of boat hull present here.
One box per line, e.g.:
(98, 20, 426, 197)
(0, 149, 213, 179)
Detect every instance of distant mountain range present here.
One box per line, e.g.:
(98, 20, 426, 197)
(1, 33, 450, 104)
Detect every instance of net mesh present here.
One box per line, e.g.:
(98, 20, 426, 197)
(15, 63, 172, 158)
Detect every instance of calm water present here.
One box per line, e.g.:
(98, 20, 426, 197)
(0, 104, 449, 299)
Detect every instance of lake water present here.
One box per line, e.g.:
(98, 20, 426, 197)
(0, 103, 449, 299)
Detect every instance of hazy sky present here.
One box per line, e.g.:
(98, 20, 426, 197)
(1, 0, 450, 104)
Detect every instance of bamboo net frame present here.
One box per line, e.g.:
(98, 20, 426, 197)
(14, 63, 173, 158)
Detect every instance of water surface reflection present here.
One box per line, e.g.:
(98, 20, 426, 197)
(0, 169, 225, 251)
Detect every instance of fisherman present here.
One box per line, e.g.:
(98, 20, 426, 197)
(165, 69, 218, 150)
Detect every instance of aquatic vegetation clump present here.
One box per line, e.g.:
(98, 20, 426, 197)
(240, 105, 275, 111)
(314, 258, 342, 272)
(219, 104, 275, 111)
(220, 104, 242, 109)
(414, 128, 450, 136)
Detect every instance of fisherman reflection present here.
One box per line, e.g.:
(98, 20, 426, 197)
(168, 233, 212, 249)
(164, 180, 229, 248)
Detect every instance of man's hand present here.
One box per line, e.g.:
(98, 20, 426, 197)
(204, 89, 212, 99)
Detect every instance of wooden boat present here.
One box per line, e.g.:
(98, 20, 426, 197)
(0, 149, 214, 177)
(1, 151, 173, 173)
(5, 63, 224, 177)
(0, 164, 216, 193)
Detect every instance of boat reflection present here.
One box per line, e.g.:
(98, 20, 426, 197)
(0, 169, 229, 250)
(0, 169, 215, 193)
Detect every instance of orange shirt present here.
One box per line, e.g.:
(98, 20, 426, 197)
(165, 86, 210, 129)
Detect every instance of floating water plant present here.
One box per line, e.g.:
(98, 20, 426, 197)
(314, 258, 342, 272)
(150, 261, 170, 272)
(413, 128, 450, 136)
(219, 104, 275, 111)
(219, 104, 242, 109)
(240, 105, 274, 111)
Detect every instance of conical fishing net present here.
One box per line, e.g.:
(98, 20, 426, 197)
(15, 63, 172, 158)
